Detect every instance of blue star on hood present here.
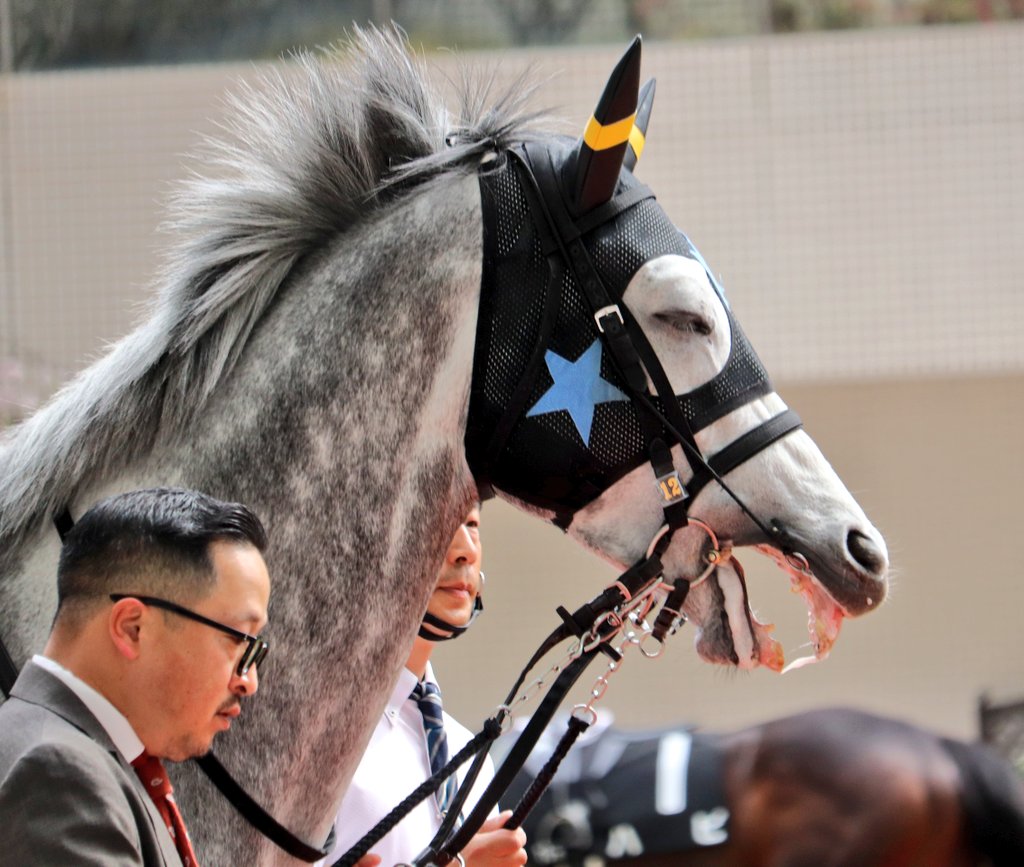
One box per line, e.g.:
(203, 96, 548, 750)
(526, 339, 628, 446)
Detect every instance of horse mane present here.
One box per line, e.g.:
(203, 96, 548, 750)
(0, 25, 544, 545)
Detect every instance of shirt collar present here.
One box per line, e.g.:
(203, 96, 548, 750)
(388, 661, 438, 712)
(33, 654, 145, 763)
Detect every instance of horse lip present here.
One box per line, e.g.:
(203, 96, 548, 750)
(802, 551, 887, 616)
(757, 532, 887, 617)
(765, 520, 887, 613)
(689, 568, 757, 669)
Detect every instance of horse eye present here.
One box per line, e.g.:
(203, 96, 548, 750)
(654, 311, 713, 337)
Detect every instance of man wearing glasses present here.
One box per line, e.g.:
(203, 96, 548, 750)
(0, 487, 271, 866)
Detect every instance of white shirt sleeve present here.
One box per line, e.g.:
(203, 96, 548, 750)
(317, 668, 498, 867)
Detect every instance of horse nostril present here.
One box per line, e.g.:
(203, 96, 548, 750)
(847, 530, 886, 575)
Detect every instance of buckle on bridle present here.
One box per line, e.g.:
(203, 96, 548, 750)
(594, 304, 623, 332)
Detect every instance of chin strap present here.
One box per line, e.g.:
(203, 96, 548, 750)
(418, 594, 484, 642)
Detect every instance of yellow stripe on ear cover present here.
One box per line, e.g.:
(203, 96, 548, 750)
(583, 112, 637, 151)
(628, 124, 646, 160)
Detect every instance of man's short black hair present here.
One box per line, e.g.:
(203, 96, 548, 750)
(56, 487, 267, 626)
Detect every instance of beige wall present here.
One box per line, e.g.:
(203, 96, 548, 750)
(4, 25, 1024, 383)
(437, 375, 1024, 740)
(2, 24, 1022, 739)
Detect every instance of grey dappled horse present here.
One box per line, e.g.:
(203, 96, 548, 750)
(0, 29, 888, 864)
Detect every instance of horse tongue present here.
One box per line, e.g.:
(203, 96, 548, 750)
(753, 544, 846, 674)
(752, 616, 785, 672)
(781, 570, 845, 674)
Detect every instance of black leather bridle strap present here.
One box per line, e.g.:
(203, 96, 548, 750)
(515, 146, 702, 529)
(628, 389, 804, 549)
(0, 641, 17, 698)
(1, 511, 75, 698)
(416, 649, 601, 867)
(53, 507, 75, 543)
(687, 408, 804, 503)
(505, 713, 591, 830)
(574, 183, 656, 236)
(420, 548, 665, 858)
(196, 752, 332, 862)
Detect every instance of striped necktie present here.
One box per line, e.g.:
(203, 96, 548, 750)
(410, 679, 458, 819)
(131, 751, 200, 867)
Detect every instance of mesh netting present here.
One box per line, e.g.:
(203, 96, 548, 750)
(468, 144, 772, 514)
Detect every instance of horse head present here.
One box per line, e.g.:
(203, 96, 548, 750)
(467, 37, 888, 671)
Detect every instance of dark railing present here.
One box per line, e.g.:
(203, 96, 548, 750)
(979, 694, 1024, 778)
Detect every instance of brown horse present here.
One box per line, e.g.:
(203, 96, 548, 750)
(506, 707, 1024, 867)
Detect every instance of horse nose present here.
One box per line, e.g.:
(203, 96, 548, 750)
(847, 529, 887, 577)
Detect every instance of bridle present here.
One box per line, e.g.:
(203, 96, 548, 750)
(466, 140, 807, 604)
(370, 140, 815, 867)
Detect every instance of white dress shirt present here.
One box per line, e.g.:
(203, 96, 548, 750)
(319, 663, 496, 867)
(32, 653, 145, 763)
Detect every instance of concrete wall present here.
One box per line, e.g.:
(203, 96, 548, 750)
(2, 24, 1022, 739)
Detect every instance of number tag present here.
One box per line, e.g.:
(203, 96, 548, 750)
(656, 471, 688, 504)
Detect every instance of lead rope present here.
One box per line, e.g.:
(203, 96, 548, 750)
(413, 564, 690, 867)
(506, 596, 681, 832)
(505, 715, 590, 831)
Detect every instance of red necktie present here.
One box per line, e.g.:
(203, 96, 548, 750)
(131, 752, 200, 867)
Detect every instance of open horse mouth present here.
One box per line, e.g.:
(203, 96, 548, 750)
(688, 543, 882, 673)
(753, 545, 850, 672)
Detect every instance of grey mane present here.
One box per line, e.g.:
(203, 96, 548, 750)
(0, 25, 542, 547)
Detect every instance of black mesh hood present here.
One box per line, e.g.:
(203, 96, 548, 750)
(466, 142, 772, 516)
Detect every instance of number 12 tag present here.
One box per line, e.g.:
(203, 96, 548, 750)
(656, 471, 688, 504)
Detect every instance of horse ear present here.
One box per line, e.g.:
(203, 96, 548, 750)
(568, 35, 643, 214)
(623, 78, 656, 173)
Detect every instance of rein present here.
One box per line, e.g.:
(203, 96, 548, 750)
(0, 642, 16, 699)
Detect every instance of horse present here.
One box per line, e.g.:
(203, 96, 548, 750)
(505, 707, 1024, 867)
(0, 28, 889, 865)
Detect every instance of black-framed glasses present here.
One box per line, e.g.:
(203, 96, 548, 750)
(109, 594, 269, 676)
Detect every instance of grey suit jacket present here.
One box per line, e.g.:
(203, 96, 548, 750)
(0, 660, 184, 865)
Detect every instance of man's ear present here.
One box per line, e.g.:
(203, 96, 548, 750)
(108, 597, 146, 660)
